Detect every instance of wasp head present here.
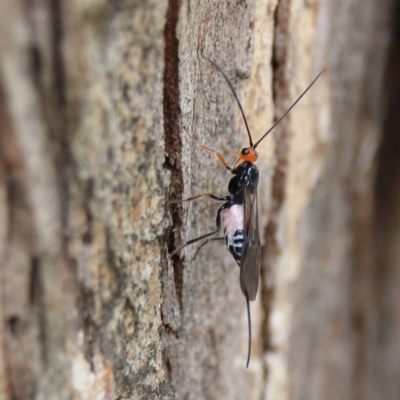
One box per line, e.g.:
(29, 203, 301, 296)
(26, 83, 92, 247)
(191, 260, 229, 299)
(239, 147, 258, 163)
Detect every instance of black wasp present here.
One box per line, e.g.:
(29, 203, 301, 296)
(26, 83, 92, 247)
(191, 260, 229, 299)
(166, 58, 324, 368)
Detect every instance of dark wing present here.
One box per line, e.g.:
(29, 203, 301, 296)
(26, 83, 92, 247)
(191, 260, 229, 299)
(239, 187, 260, 301)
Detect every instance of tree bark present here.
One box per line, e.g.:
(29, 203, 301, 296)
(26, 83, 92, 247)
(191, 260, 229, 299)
(0, 0, 395, 399)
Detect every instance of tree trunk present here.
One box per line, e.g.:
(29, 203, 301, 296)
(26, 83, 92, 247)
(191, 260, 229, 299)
(0, 0, 396, 399)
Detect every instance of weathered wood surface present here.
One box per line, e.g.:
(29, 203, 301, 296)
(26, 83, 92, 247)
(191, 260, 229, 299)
(0, 0, 395, 399)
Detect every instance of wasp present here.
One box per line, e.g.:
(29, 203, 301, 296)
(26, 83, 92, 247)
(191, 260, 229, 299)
(166, 58, 324, 368)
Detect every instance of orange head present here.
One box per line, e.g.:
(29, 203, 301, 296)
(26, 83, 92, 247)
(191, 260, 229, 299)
(239, 146, 258, 163)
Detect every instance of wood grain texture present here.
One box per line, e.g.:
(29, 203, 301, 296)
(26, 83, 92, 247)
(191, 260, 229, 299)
(0, 0, 395, 399)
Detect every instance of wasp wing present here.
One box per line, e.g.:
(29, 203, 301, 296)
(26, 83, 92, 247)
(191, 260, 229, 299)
(239, 187, 260, 301)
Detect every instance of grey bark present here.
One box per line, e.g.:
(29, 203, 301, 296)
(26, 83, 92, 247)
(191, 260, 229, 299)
(0, 0, 396, 399)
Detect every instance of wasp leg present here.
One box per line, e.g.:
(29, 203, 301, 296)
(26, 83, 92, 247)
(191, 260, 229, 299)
(183, 127, 232, 171)
(193, 237, 225, 261)
(223, 146, 239, 156)
(169, 193, 230, 204)
(163, 202, 230, 264)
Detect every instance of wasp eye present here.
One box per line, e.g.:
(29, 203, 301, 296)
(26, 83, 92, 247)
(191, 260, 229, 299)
(241, 148, 250, 155)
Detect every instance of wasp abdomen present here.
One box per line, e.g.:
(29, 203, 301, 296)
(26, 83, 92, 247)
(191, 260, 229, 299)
(223, 204, 244, 266)
(227, 229, 244, 264)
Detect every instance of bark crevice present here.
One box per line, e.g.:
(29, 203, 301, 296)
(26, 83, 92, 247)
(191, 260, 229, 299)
(163, 0, 184, 310)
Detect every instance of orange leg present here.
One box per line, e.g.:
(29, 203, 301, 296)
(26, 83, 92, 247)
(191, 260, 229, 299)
(183, 127, 231, 171)
(223, 146, 239, 156)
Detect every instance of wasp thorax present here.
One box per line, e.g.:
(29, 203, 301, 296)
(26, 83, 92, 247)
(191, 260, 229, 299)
(240, 147, 258, 163)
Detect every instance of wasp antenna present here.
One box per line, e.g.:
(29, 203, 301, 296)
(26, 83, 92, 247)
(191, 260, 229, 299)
(253, 69, 325, 149)
(246, 296, 252, 368)
(202, 56, 254, 147)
